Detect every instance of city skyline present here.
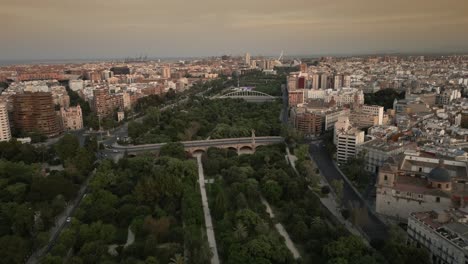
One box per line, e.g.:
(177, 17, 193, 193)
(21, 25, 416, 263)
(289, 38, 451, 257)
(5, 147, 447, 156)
(1, 0, 467, 61)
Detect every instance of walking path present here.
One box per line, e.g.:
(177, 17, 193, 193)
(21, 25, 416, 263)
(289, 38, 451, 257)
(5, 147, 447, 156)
(261, 197, 301, 259)
(195, 154, 220, 264)
(285, 147, 369, 244)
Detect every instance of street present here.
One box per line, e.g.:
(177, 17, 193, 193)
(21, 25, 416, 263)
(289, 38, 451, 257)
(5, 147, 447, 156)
(26, 170, 96, 264)
(309, 141, 387, 241)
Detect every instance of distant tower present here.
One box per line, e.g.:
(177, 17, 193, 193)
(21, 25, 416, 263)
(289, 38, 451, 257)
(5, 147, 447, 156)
(162, 67, 171, 79)
(0, 100, 11, 142)
(245, 53, 251, 66)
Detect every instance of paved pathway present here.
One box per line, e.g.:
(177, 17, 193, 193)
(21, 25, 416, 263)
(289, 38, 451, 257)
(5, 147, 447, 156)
(195, 154, 220, 264)
(261, 197, 301, 259)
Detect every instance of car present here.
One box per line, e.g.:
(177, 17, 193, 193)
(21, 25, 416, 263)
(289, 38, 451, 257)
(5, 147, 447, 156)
(112, 150, 119, 153)
(66, 217, 71, 223)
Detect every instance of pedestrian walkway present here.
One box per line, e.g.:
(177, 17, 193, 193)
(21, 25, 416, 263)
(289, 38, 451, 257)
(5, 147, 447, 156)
(195, 154, 220, 264)
(261, 197, 301, 259)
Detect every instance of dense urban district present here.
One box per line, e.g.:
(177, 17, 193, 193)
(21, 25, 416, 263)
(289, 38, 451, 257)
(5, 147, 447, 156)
(0, 54, 467, 264)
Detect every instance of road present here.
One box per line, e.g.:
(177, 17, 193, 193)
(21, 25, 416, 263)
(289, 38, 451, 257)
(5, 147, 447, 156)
(26, 170, 96, 264)
(195, 154, 220, 264)
(309, 141, 387, 241)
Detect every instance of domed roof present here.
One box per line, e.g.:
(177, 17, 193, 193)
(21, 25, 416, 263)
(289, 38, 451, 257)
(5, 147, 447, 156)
(428, 167, 451, 183)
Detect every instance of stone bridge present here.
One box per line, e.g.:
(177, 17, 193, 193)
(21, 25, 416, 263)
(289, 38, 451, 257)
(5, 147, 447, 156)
(113, 136, 284, 156)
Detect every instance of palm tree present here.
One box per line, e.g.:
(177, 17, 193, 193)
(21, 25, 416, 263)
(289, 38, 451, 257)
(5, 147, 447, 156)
(233, 222, 248, 240)
(169, 253, 185, 264)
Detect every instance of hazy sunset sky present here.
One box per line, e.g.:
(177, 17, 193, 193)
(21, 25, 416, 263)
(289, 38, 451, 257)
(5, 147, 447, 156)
(1, 0, 467, 60)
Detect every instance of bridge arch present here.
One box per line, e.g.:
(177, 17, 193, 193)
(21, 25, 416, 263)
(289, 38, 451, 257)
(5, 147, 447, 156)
(227, 146, 238, 152)
(218, 90, 276, 99)
(192, 148, 206, 155)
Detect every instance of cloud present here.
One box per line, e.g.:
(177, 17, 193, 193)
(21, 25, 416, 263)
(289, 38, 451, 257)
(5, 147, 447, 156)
(0, 0, 467, 60)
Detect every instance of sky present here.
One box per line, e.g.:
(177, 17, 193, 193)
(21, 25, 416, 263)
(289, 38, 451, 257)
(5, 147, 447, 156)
(1, 0, 468, 60)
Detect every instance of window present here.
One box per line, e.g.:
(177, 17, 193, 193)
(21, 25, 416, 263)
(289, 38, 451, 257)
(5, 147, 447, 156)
(438, 184, 441, 188)
(384, 175, 388, 181)
(446, 184, 449, 188)
(419, 167, 422, 172)
(436, 197, 440, 203)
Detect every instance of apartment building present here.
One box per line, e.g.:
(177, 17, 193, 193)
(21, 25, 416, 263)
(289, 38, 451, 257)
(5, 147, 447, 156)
(12, 92, 62, 137)
(334, 116, 365, 164)
(408, 209, 468, 264)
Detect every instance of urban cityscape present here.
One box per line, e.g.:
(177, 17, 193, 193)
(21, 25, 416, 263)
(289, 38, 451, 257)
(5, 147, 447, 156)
(1, 1, 468, 264)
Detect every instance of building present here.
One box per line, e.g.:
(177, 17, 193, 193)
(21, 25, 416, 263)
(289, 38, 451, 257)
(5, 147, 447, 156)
(292, 111, 322, 137)
(437, 89, 462, 106)
(311, 74, 320, 89)
(349, 105, 384, 129)
(93, 88, 125, 117)
(0, 101, 11, 142)
(320, 73, 329, 89)
(245, 53, 251, 66)
(69, 80, 84, 92)
(361, 105, 384, 125)
(93, 88, 113, 117)
(162, 67, 171, 79)
(334, 116, 365, 164)
(288, 90, 305, 107)
(343, 75, 351, 88)
(333, 75, 343, 89)
(60, 105, 83, 131)
(292, 101, 349, 131)
(110, 66, 130, 75)
(12, 92, 62, 137)
(408, 209, 468, 264)
(306, 88, 364, 107)
(376, 151, 468, 221)
(357, 139, 416, 173)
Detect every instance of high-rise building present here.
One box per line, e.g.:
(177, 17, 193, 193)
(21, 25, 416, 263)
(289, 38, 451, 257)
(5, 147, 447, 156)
(0, 101, 11, 142)
(13, 92, 62, 137)
(320, 73, 329, 89)
(334, 116, 364, 164)
(343, 75, 351, 87)
(245, 53, 251, 65)
(333, 75, 343, 89)
(311, 74, 320, 89)
(162, 67, 171, 79)
(93, 88, 112, 117)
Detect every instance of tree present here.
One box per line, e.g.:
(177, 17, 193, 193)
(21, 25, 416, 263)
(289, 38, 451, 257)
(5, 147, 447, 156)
(323, 235, 373, 262)
(295, 144, 309, 162)
(331, 180, 344, 205)
(55, 134, 79, 162)
(233, 222, 248, 241)
(262, 180, 282, 203)
(0, 235, 30, 263)
(381, 226, 430, 264)
(169, 253, 185, 264)
(159, 142, 186, 159)
(73, 147, 94, 175)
